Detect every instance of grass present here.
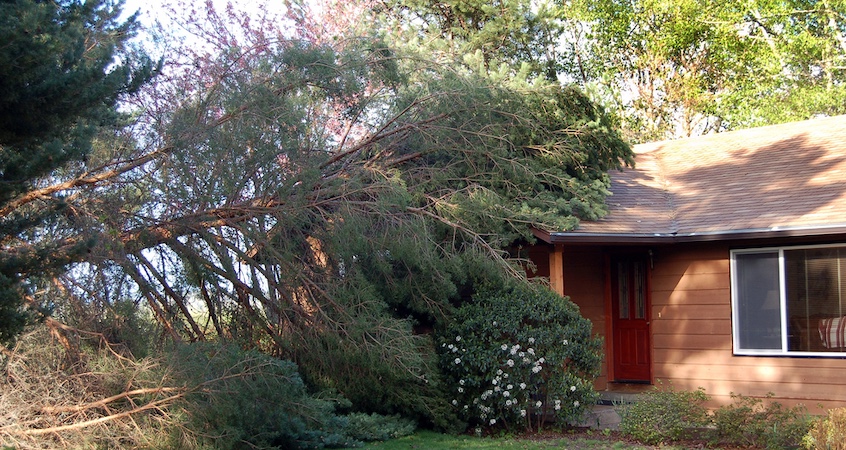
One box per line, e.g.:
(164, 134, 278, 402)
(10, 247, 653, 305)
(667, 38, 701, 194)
(360, 430, 686, 449)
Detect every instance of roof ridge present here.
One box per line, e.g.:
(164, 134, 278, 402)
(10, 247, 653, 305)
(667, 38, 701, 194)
(633, 114, 846, 151)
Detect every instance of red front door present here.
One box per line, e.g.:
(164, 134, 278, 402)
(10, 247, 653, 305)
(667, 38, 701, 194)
(611, 255, 651, 382)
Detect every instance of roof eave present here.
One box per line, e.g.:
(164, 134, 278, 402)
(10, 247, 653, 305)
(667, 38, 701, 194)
(537, 224, 846, 245)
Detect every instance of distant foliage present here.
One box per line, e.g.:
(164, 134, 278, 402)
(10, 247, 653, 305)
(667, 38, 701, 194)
(437, 282, 602, 432)
(619, 382, 711, 445)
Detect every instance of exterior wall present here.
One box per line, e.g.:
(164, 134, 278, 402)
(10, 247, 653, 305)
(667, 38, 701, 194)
(651, 242, 846, 413)
(526, 244, 608, 389)
(560, 246, 609, 390)
(649, 243, 734, 405)
(542, 241, 846, 413)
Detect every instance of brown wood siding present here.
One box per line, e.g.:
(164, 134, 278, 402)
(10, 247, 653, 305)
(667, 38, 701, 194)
(560, 246, 609, 390)
(527, 244, 610, 389)
(531, 240, 846, 412)
(651, 242, 846, 413)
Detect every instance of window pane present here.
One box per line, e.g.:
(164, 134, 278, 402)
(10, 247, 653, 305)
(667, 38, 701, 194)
(735, 252, 782, 350)
(634, 261, 646, 319)
(786, 248, 846, 351)
(618, 262, 629, 319)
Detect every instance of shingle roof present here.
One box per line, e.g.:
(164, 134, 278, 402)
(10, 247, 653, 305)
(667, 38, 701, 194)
(549, 115, 846, 242)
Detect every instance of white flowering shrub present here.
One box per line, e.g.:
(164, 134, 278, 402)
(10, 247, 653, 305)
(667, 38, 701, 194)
(437, 283, 602, 432)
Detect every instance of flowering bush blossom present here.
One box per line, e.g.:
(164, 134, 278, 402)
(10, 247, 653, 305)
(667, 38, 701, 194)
(437, 283, 602, 432)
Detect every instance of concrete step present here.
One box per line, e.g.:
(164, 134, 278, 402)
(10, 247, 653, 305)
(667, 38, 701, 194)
(577, 404, 622, 430)
(575, 387, 651, 430)
(577, 387, 650, 430)
(598, 390, 641, 405)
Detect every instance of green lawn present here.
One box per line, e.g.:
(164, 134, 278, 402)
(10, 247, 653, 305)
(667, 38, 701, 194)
(361, 430, 679, 450)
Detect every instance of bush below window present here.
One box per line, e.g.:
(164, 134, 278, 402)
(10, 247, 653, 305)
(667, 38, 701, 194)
(619, 382, 711, 444)
(619, 384, 816, 449)
(714, 392, 813, 449)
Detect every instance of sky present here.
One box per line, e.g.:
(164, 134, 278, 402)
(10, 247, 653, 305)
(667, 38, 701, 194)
(119, 0, 304, 61)
(123, 0, 293, 27)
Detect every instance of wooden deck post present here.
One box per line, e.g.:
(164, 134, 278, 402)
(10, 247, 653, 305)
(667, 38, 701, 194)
(549, 244, 565, 296)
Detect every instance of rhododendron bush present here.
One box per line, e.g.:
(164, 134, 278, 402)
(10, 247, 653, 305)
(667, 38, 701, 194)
(438, 282, 602, 432)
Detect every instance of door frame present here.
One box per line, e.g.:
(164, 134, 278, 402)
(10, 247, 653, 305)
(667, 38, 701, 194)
(606, 252, 653, 383)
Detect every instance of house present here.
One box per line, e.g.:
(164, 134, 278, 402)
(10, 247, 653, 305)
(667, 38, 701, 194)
(529, 115, 846, 411)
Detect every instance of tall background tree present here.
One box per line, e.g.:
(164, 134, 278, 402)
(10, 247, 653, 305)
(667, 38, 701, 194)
(355, 0, 846, 142)
(0, 0, 156, 341)
(565, 0, 846, 141)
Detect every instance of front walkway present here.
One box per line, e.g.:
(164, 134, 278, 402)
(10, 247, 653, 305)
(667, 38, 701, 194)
(579, 385, 649, 430)
(581, 404, 622, 429)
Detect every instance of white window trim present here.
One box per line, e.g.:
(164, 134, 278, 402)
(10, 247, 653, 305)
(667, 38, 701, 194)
(731, 244, 846, 357)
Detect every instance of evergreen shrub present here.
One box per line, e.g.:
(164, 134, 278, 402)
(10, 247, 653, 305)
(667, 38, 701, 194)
(437, 282, 602, 432)
(167, 342, 413, 449)
(344, 412, 416, 442)
(619, 382, 711, 445)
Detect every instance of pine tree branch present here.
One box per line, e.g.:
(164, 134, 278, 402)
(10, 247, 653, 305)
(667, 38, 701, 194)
(0, 145, 173, 219)
(5, 393, 184, 436)
(39, 387, 182, 414)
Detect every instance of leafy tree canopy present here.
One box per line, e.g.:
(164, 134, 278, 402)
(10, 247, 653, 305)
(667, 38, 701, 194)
(566, 0, 846, 141)
(350, 0, 846, 142)
(375, 0, 567, 80)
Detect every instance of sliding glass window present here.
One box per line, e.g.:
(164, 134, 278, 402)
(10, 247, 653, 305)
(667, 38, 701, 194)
(731, 245, 846, 356)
